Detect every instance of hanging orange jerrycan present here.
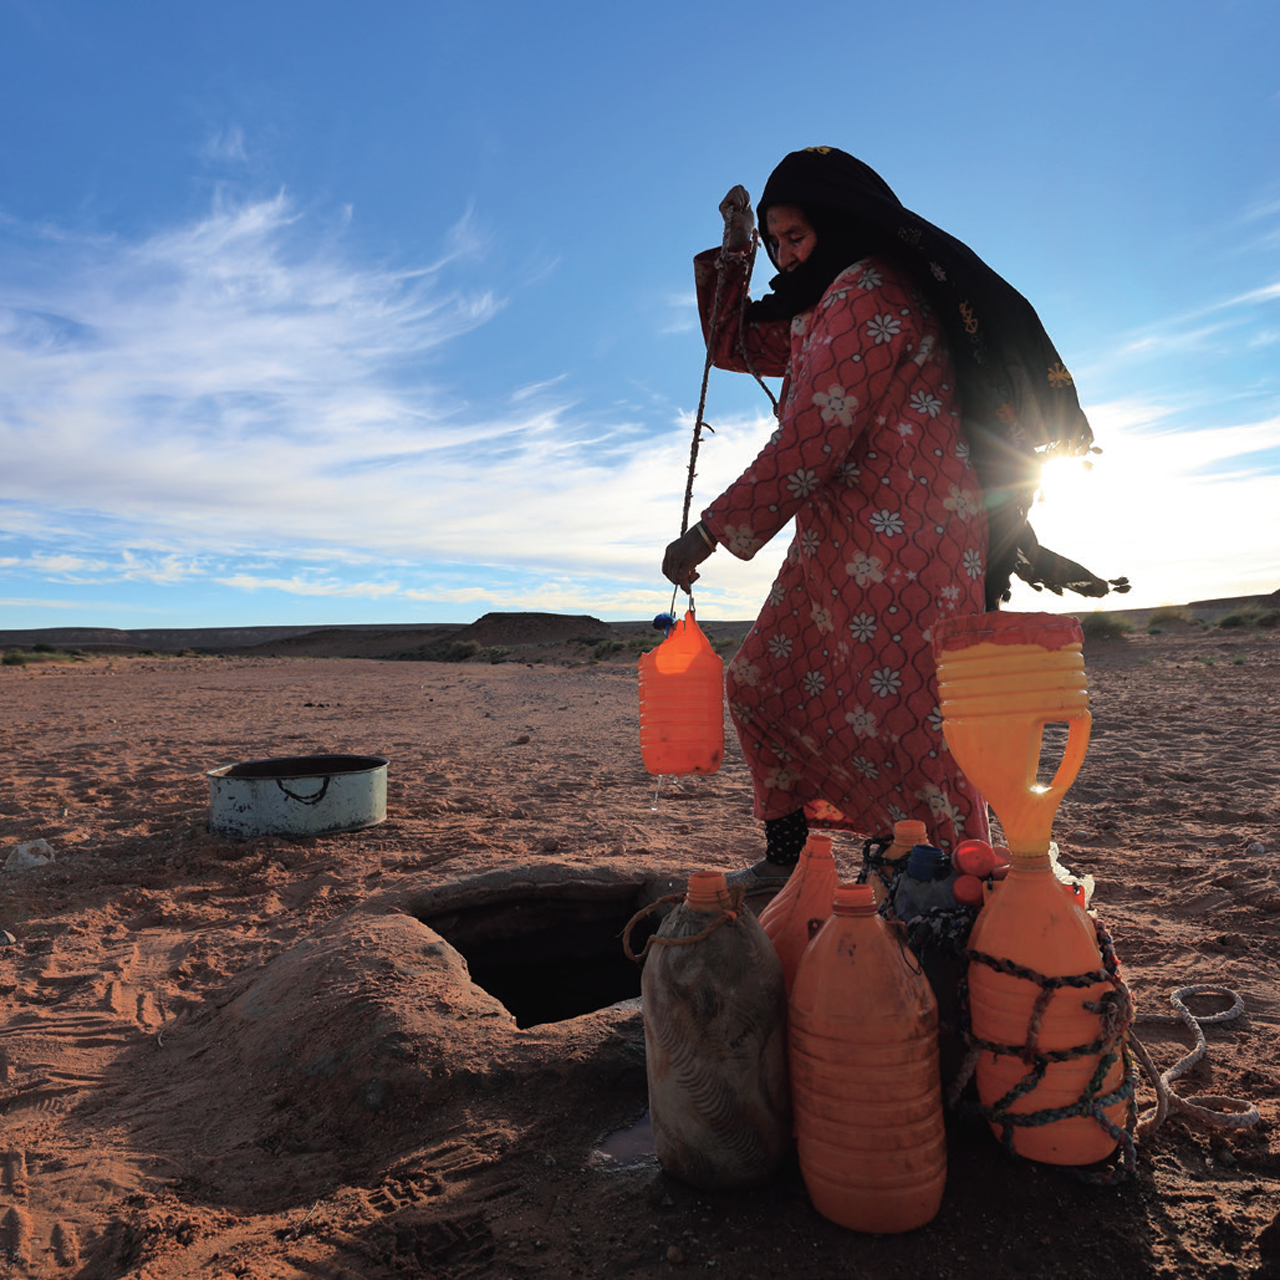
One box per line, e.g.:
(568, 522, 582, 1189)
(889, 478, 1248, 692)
(637, 610, 724, 775)
(638, 871, 790, 1190)
(789, 884, 947, 1233)
(933, 612, 1128, 1166)
(758, 832, 839, 994)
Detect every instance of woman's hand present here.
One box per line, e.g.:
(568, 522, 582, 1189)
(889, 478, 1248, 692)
(663, 525, 716, 594)
(719, 185, 754, 250)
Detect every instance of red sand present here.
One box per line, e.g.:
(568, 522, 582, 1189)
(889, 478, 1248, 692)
(1, 619, 1278, 1278)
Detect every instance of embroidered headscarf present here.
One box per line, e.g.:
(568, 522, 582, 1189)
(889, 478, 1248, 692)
(747, 146, 1127, 609)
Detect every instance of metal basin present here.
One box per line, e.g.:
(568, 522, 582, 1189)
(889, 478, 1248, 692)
(207, 753, 389, 840)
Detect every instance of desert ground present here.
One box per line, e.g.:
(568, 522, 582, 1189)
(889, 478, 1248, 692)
(0, 608, 1278, 1279)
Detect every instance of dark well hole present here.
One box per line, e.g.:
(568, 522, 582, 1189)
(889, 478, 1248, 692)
(420, 892, 661, 1029)
(212, 753, 389, 780)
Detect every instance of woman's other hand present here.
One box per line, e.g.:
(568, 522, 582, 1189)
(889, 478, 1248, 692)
(663, 525, 716, 594)
(719, 185, 754, 250)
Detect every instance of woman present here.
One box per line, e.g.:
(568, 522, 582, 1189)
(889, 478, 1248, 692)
(663, 147, 1124, 889)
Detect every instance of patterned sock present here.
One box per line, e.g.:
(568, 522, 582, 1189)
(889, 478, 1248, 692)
(764, 810, 808, 866)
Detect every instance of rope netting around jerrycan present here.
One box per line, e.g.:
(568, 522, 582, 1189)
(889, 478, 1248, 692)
(933, 611, 1137, 1178)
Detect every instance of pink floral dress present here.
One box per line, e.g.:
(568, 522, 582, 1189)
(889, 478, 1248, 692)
(696, 248, 990, 851)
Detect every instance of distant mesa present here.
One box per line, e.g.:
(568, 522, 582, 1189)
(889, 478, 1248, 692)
(0, 611, 616, 657)
(3, 591, 1277, 658)
(453, 612, 612, 647)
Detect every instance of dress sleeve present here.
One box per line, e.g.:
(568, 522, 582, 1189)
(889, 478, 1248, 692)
(694, 248, 791, 377)
(701, 260, 921, 560)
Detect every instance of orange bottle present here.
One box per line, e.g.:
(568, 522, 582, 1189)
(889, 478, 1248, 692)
(758, 832, 839, 994)
(637, 610, 724, 775)
(863, 818, 928, 905)
(641, 871, 790, 1189)
(789, 884, 947, 1233)
(963, 857, 1126, 1163)
(934, 611, 1126, 1165)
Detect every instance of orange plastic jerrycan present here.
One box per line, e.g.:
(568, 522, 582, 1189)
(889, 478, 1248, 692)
(962, 855, 1128, 1164)
(934, 612, 1127, 1166)
(789, 884, 947, 1233)
(637, 610, 724, 775)
(863, 818, 929, 905)
(641, 871, 790, 1189)
(932, 611, 1089, 857)
(758, 832, 839, 994)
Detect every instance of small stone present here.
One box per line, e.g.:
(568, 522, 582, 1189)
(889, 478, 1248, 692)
(1246, 842, 1266, 855)
(666, 1244, 685, 1263)
(4, 840, 55, 872)
(513, 734, 531, 745)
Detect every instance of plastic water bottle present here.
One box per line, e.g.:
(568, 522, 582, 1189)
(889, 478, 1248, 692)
(637, 610, 724, 776)
(641, 871, 790, 1189)
(758, 832, 839, 994)
(789, 884, 947, 1232)
(863, 818, 929, 904)
(889, 844, 957, 922)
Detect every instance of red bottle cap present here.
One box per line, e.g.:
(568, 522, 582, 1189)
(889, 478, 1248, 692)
(953, 874, 985, 907)
(953, 839, 997, 877)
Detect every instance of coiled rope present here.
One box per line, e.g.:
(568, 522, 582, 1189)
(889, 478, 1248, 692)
(1130, 984, 1261, 1136)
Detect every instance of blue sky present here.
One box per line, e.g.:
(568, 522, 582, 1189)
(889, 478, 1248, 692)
(2, 0, 1278, 629)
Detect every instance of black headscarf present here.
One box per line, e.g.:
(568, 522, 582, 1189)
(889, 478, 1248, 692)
(745, 146, 1127, 609)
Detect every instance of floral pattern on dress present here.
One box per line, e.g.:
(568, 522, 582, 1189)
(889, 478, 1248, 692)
(694, 251, 989, 850)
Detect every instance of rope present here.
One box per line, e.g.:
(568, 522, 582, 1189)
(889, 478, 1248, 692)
(857, 833, 910, 894)
(676, 232, 775, 557)
(952, 920, 1142, 1185)
(620, 885, 747, 964)
(1131, 984, 1260, 1136)
(949, 928, 1261, 1182)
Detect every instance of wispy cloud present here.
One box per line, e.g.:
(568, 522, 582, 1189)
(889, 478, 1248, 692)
(2, 192, 504, 542)
(3, 189, 1277, 623)
(199, 126, 249, 166)
(0, 192, 779, 617)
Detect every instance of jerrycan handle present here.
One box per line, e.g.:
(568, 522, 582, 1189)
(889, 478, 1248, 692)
(653, 610, 714, 675)
(1037, 712, 1092, 798)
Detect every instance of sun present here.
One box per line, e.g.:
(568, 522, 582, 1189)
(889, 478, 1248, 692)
(1035, 453, 1100, 508)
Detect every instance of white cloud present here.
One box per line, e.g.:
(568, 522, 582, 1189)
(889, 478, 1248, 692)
(660, 290, 698, 335)
(0, 182, 787, 613)
(216, 573, 404, 600)
(199, 126, 249, 166)
(3, 191, 1276, 624)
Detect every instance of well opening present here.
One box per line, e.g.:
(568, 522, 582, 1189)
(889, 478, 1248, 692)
(419, 888, 662, 1029)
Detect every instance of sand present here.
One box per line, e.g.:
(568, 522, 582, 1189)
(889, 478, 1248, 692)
(0, 618, 1278, 1279)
